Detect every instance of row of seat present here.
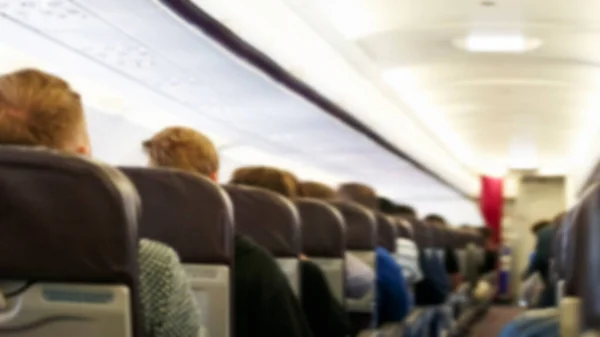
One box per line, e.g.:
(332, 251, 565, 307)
(0, 145, 486, 337)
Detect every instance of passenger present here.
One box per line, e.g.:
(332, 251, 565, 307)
(229, 167, 351, 337)
(338, 183, 413, 326)
(143, 129, 313, 337)
(390, 205, 449, 305)
(522, 220, 551, 277)
(378, 197, 423, 284)
(521, 219, 556, 308)
(394, 204, 418, 221)
(478, 227, 499, 275)
(299, 181, 376, 299)
(0, 69, 202, 337)
(424, 214, 463, 291)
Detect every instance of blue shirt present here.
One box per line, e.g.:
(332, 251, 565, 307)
(376, 247, 413, 326)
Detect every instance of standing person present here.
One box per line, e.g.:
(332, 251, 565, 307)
(0, 69, 202, 337)
(144, 128, 314, 337)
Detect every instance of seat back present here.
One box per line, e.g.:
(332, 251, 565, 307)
(224, 185, 301, 295)
(395, 218, 413, 239)
(411, 219, 432, 249)
(329, 201, 376, 314)
(0, 147, 141, 337)
(296, 199, 346, 303)
(376, 213, 397, 253)
(574, 183, 600, 333)
(121, 168, 234, 337)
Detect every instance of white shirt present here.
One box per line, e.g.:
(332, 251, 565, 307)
(394, 238, 423, 284)
(345, 252, 375, 299)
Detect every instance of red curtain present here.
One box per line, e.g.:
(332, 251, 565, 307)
(480, 176, 504, 244)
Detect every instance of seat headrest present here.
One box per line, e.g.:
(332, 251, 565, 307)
(551, 211, 571, 282)
(394, 218, 413, 239)
(376, 213, 397, 252)
(409, 219, 431, 247)
(572, 183, 600, 329)
(0, 146, 139, 283)
(328, 201, 376, 250)
(456, 230, 470, 248)
(0, 146, 142, 336)
(296, 199, 345, 258)
(445, 229, 458, 248)
(431, 226, 447, 248)
(224, 185, 300, 257)
(120, 168, 234, 264)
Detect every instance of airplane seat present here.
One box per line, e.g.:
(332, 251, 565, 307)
(572, 183, 600, 336)
(455, 230, 469, 279)
(394, 218, 413, 239)
(328, 201, 377, 333)
(120, 168, 234, 337)
(223, 185, 301, 296)
(376, 213, 397, 254)
(0, 146, 142, 337)
(296, 199, 346, 303)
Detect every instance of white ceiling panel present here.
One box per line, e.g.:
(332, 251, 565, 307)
(292, 0, 600, 183)
(0, 0, 480, 218)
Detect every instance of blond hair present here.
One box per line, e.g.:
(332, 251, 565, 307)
(230, 166, 297, 198)
(299, 181, 336, 200)
(143, 126, 219, 176)
(338, 183, 377, 209)
(0, 68, 85, 149)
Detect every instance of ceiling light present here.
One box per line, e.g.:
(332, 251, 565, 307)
(454, 34, 542, 53)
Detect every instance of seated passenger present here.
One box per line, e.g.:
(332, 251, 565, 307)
(425, 214, 463, 291)
(229, 166, 351, 337)
(392, 206, 449, 305)
(0, 69, 201, 337)
(338, 183, 413, 326)
(299, 181, 376, 299)
(143, 128, 313, 337)
(378, 198, 423, 284)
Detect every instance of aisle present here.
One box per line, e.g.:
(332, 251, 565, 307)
(469, 306, 523, 337)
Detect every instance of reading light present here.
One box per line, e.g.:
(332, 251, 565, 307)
(454, 34, 542, 53)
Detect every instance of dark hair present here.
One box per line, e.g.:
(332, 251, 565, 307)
(424, 214, 446, 225)
(479, 227, 492, 238)
(378, 197, 396, 214)
(531, 220, 551, 234)
(338, 183, 377, 209)
(299, 181, 336, 199)
(394, 204, 416, 218)
(230, 166, 297, 198)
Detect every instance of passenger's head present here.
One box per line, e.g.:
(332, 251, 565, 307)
(298, 181, 336, 200)
(424, 214, 447, 227)
(0, 68, 90, 154)
(479, 227, 493, 242)
(230, 166, 298, 199)
(337, 183, 377, 209)
(143, 126, 219, 181)
(394, 204, 417, 220)
(531, 219, 551, 235)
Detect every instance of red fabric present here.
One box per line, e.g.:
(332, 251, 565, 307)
(480, 176, 504, 244)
